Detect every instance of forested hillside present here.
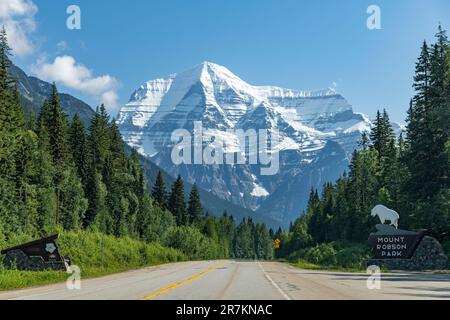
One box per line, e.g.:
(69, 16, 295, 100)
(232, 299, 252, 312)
(277, 26, 450, 268)
(0, 27, 274, 265)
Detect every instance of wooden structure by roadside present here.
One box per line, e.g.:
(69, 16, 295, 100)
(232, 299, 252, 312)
(1, 234, 70, 271)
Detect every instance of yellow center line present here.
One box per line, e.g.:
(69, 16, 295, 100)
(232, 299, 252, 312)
(142, 261, 225, 300)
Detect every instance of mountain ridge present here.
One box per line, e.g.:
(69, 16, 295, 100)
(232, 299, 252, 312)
(8, 62, 96, 127)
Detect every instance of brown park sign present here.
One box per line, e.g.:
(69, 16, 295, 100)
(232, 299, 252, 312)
(368, 225, 426, 260)
(1, 233, 71, 271)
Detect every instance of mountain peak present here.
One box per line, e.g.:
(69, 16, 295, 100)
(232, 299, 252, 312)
(119, 62, 359, 133)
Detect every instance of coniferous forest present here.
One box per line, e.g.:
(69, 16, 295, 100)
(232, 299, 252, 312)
(0, 27, 274, 275)
(0, 24, 449, 280)
(277, 26, 450, 268)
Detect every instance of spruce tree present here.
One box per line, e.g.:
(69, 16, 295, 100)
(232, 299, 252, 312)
(152, 171, 167, 208)
(89, 105, 111, 172)
(187, 183, 202, 225)
(0, 27, 16, 180)
(370, 110, 383, 157)
(47, 84, 70, 169)
(168, 175, 186, 225)
(84, 105, 111, 226)
(406, 42, 432, 200)
(35, 122, 57, 234)
(69, 114, 89, 187)
(429, 26, 450, 191)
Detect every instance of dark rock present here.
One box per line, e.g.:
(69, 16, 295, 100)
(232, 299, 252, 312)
(372, 224, 418, 236)
(3, 249, 67, 271)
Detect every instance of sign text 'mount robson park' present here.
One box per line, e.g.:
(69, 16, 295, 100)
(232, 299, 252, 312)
(369, 233, 425, 259)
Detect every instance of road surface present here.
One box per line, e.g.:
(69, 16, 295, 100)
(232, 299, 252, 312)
(0, 260, 449, 300)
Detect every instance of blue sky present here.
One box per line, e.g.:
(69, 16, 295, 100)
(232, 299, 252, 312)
(8, 0, 450, 122)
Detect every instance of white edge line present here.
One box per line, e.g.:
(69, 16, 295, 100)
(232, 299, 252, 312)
(257, 261, 292, 301)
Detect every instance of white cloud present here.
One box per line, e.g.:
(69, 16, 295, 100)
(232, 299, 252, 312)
(0, 0, 38, 56)
(33, 55, 120, 110)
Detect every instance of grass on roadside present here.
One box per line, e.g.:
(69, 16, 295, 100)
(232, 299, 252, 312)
(290, 260, 368, 273)
(0, 230, 187, 291)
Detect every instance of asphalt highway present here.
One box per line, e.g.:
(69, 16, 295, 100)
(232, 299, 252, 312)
(0, 260, 449, 300)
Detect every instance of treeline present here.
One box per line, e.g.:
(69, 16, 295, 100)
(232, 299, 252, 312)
(0, 28, 274, 261)
(278, 26, 450, 266)
(151, 173, 274, 260)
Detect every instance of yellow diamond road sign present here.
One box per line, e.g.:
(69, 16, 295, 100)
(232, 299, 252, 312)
(274, 239, 281, 249)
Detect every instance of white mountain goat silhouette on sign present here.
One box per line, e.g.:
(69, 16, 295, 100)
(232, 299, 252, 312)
(371, 205, 400, 229)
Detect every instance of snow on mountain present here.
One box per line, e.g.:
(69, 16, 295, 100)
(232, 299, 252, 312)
(118, 62, 375, 227)
(118, 62, 370, 155)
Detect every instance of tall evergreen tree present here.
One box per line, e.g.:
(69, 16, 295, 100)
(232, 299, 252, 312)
(69, 114, 89, 187)
(406, 41, 435, 201)
(89, 105, 111, 170)
(187, 183, 202, 225)
(42, 84, 70, 170)
(168, 175, 186, 225)
(429, 25, 450, 191)
(35, 122, 57, 234)
(152, 171, 167, 208)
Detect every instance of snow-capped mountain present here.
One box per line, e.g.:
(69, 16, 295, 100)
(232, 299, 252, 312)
(118, 62, 374, 227)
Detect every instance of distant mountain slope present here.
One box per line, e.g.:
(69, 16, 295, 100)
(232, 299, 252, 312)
(9, 63, 95, 126)
(132, 146, 280, 228)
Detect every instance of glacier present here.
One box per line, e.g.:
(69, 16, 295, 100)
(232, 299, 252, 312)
(118, 62, 390, 227)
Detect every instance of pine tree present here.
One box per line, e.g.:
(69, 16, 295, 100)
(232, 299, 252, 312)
(35, 122, 57, 234)
(0, 28, 23, 236)
(0, 26, 12, 93)
(69, 114, 90, 188)
(429, 25, 450, 191)
(89, 105, 111, 172)
(43, 84, 70, 171)
(14, 130, 40, 235)
(370, 110, 383, 157)
(84, 105, 111, 226)
(370, 109, 395, 163)
(168, 175, 186, 225)
(152, 171, 167, 208)
(59, 167, 88, 230)
(10, 84, 26, 131)
(406, 41, 434, 201)
(187, 183, 202, 225)
(84, 160, 100, 226)
(91, 171, 113, 234)
(359, 131, 369, 151)
(0, 27, 17, 180)
(234, 219, 255, 259)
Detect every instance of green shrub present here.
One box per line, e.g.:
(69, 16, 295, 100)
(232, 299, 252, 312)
(335, 245, 371, 269)
(163, 226, 226, 260)
(304, 244, 337, 266)
(286, 249, 307, 262)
